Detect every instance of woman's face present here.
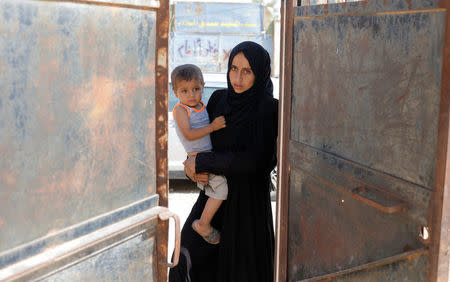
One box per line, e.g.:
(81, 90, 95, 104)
(229, 52, 255, 94)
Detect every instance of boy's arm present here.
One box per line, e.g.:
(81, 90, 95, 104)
(173, 106, 226, 141)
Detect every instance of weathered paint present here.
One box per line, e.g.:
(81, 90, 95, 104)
(0, 0, 159, 251)
(291, 9, 445, 189)
(274, 0, 295, 281)
(43, 236, 158, 281)
(296, 0, 439, 17)
(0, 195, 159, 269)
(0, 0, 169, 280)
(288, 164, 426, 279)
(155, 0, 169, 280)
(277, 0, 449, 280)
(289, 142, 430, 225)
(429, 0, 450, 281)
(305, 248, 428, 281)
(0, 202, 167, 281)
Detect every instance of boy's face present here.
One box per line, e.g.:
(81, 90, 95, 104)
(173, 79, 204, 107)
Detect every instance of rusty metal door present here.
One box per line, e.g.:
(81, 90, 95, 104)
(0, 0, 177, 281)
(276, 0, 450, 281)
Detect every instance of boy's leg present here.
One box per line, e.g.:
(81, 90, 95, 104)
(193, 197, 222, 236)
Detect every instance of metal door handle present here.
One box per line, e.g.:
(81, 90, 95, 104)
(0, 204, 181, 281)
(351, 185, 408, 213)
(158, 207, 181, 268)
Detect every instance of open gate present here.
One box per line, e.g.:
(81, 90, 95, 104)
(276, 0, 450, 281)
(0, 0, 177, 281)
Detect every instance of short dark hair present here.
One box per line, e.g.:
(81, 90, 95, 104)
(171, 64, 204, 89)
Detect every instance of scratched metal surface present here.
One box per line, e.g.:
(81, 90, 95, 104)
(0, 195, 159, 269)
(297, 0, 439, 17)
(287, 2, 445, 280)
(291, 9, 445, 189)
(42, 230, 157, 281)
(288, 166, 425, 280)
(0, 0, 157, 255)
(289, 141, 430, 225)
(319, 250, 428, 282)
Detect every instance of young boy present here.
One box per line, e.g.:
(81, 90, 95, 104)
(171, 64, 227, 245)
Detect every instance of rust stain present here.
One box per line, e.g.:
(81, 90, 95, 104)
(395, 92, 408, 103)
(405, 0, 413, 10)
(148, 254, 153, 265)
(0, 218, 3, 229)
(157, 19, 169, 40)
(148, 119, 155, 130)
(148, 185, 154, 194)
(35, 171, 71, 208)
(79, 21, 101, 73)
(158, 132, 168, 145)
(1, 171, 17, 186)
(37, 32, 59, 82)
(30, 74, 154, 208)
(38, 0, 159, 11)
(429, 1, 450, 281)
(38, 106, 56, 133)
(157, 48, 168, 68)
(358, 85, 368, 91)
(155, 2, 169, 279)
(361, 0, 368, 9)
(323, 4, 328, 15)
(81, 76, 116, 121)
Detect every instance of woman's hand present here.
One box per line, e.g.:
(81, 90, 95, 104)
(184, 156, 209, 186)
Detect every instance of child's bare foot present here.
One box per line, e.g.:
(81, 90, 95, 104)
(192, 219, 220, 244)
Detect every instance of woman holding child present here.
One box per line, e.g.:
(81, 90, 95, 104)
(169, 41, 278, 282)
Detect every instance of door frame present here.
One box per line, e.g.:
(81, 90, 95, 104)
(154, 0, 170, 280)
(274, 0, 295, 281)
(429, 1, 450, 281)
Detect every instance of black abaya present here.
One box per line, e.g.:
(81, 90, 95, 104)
(169, 41, 278, 282)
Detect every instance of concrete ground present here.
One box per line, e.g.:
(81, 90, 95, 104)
(167, 179, 276, 258)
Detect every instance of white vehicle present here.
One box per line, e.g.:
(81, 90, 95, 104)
(168, 73, 279, 190)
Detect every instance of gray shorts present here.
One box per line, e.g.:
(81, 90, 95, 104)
(197, 174, 228, 200)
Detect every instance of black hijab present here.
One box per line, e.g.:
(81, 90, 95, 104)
(224, 41, 273, 127)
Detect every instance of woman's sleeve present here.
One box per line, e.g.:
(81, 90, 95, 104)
(196, 99, 278, 176)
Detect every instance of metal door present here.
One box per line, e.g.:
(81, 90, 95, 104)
(276, 0, 450, 281)
(0, 0, 177, 281)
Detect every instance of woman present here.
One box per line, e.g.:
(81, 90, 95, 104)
(169, 41, 278, 282)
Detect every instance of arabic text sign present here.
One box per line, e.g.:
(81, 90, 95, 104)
(174, 2, 263, 34)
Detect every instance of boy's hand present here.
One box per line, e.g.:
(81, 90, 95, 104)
(183, 156, 209, 186)
(210, 116, 226, 131)
(195, 173, 209, 186)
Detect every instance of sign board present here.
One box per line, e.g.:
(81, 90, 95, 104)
(174, 2, 263, 34)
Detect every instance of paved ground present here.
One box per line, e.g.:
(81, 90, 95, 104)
(167, 179, 200, 256)
(167, 179, 276, 257)
(168, 179, 201, 225)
